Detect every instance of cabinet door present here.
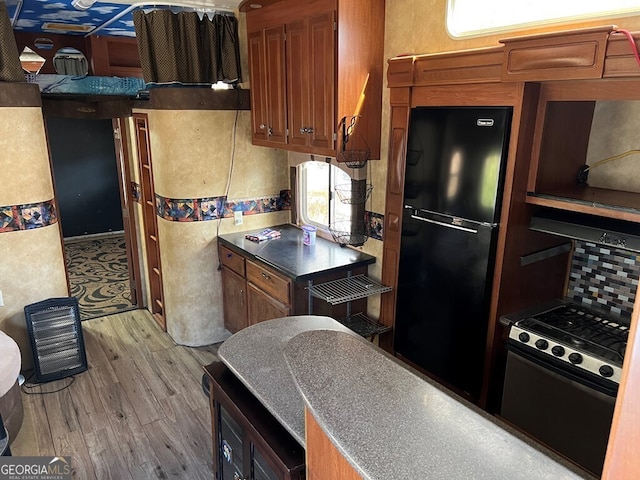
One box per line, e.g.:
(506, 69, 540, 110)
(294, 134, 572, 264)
(286, 19, 310, 148)
(218, 404, 246, 480)
(221, 266, 248, 333)
(307, 11, 336, 152)
(249, 30, 269, 143)
(286, 12, 336, 153)
(252, 442, 281, 480)
(247, 283, 290, 325)
(249, 27, 287, 146)
(264, 25, 288, 145)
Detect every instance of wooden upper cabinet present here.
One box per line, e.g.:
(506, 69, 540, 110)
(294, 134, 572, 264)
(286, 12, 336, 154)
(241, 0, 384, 159)
(286, 19, 310, 148)
(307, 12, 336, 153)
(249, 26, 287, 147)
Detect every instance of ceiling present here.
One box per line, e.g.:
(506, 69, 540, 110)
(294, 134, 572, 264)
(5, 0, 241, 37)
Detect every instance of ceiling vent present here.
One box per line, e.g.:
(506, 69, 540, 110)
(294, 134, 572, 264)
(41, 22, 95, 33)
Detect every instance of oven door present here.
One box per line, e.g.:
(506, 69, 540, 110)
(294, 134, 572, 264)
(500, 345, 616, 477)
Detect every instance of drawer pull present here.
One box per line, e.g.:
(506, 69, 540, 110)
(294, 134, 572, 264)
(261, 272, 271, 280)
(226, 253, 232, 258)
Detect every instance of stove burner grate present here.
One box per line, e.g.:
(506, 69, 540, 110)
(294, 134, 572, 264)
(525, 304, 629, 364)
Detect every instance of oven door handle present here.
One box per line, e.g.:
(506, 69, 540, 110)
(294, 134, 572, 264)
(506, 342, 619, 397)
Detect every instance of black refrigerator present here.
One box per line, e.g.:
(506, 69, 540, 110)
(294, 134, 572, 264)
(394, 106, 512, 400)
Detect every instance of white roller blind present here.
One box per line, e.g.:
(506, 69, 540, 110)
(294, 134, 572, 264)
(447, 0, 640, 38)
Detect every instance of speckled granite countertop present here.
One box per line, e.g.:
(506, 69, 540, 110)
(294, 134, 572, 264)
(218, 318, 593, 480)
(217, 224, 375, 281)
(217, 316, 355, 446)
(284, 329, 593, 480)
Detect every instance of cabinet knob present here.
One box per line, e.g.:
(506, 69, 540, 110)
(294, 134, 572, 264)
(307, 127, 314, 134)
(300, 128, 306, 134)
(259, 124, 266, 129)
(261, 272, 271, 280)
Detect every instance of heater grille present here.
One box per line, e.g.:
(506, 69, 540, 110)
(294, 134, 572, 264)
(24, 298, 88, 383)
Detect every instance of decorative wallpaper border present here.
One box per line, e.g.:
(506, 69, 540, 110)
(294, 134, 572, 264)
(0, 200, 58, 233)
(366, 211, 384, 241)
(567, 241, 640, 319)
(136, 189, 292, 222)
(131, 182, 386, 241)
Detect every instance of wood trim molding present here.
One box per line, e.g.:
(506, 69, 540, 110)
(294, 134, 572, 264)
(388, 26, 636, 88)
(134, 88, 251, 110)
(305, 407, 362, 480)
(602, 293, 640, 479)
(41, 95, 132, 119)
(0, 83, 41, 107)
(500, 26, 614, 81)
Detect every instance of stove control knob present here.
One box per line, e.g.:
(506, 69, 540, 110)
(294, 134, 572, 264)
(535, 339, 548, 350)
(551, 345, 565, 357)
(568, 353, 583, 364)
(518, 332, 530, 343)
(599, 365, 614, 378)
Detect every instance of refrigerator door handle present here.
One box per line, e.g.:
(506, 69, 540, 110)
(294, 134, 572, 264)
(410, 214, 478, 234)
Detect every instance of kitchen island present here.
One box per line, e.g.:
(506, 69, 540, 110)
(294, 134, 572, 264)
(211, 316, 594, 480)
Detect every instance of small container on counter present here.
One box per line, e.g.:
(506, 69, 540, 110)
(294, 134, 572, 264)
(302, 225, 317, 246)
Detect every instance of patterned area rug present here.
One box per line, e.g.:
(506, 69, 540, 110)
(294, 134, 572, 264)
(65, 234, 134, 320)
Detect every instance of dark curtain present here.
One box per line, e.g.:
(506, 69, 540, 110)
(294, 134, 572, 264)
(133, 10, 241, 84)
(0, 3, 25, 82)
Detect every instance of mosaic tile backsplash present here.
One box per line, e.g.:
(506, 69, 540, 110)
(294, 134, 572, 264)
(567, 241, 640, 320)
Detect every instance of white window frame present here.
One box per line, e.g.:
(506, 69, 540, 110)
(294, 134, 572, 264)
(446, 0, 640, 38)
(297, 160, 354, 236)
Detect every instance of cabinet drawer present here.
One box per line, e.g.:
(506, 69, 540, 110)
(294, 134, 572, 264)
(247, 260, 291, 306)
(220, 245, 246, 277)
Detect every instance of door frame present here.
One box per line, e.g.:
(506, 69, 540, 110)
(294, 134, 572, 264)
(45, 111, 142, 313)
(113, 117, 143, 309)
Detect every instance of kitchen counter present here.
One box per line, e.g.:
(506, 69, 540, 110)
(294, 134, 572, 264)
(218, 316, 594, 480)
(217, 224, 375, 281)
(217, 315, 355, 446)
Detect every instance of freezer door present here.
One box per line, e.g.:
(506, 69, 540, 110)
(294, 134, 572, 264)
(394, 212, 498, 399)
(404, 107, 511, 224)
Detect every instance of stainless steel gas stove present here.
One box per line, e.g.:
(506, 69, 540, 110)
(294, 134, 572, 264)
(500, 299, 629, 476)
(505, 299, 628, 386)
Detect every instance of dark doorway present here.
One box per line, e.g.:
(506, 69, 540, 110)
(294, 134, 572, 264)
(46, 116, 139, 320)
(47, 117, 123, 237)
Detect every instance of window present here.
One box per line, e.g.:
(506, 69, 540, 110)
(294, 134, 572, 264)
(447, 0, 640, 38)
(298, 161, 353, 230)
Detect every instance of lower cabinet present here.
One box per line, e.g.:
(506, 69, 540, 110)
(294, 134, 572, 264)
(247, 283, 291, 325)
(222, 266, 249, 333)
(219, 243, 292, 331)
(205, 362, 305, 480)
(219, 240, 370, 331)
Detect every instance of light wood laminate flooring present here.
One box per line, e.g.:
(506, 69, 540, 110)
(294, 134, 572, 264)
(11, 309, 220, 479)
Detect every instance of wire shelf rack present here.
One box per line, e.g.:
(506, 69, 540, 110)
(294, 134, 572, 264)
(307, 274, 392, 305)
(336, 312, 391, 338)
